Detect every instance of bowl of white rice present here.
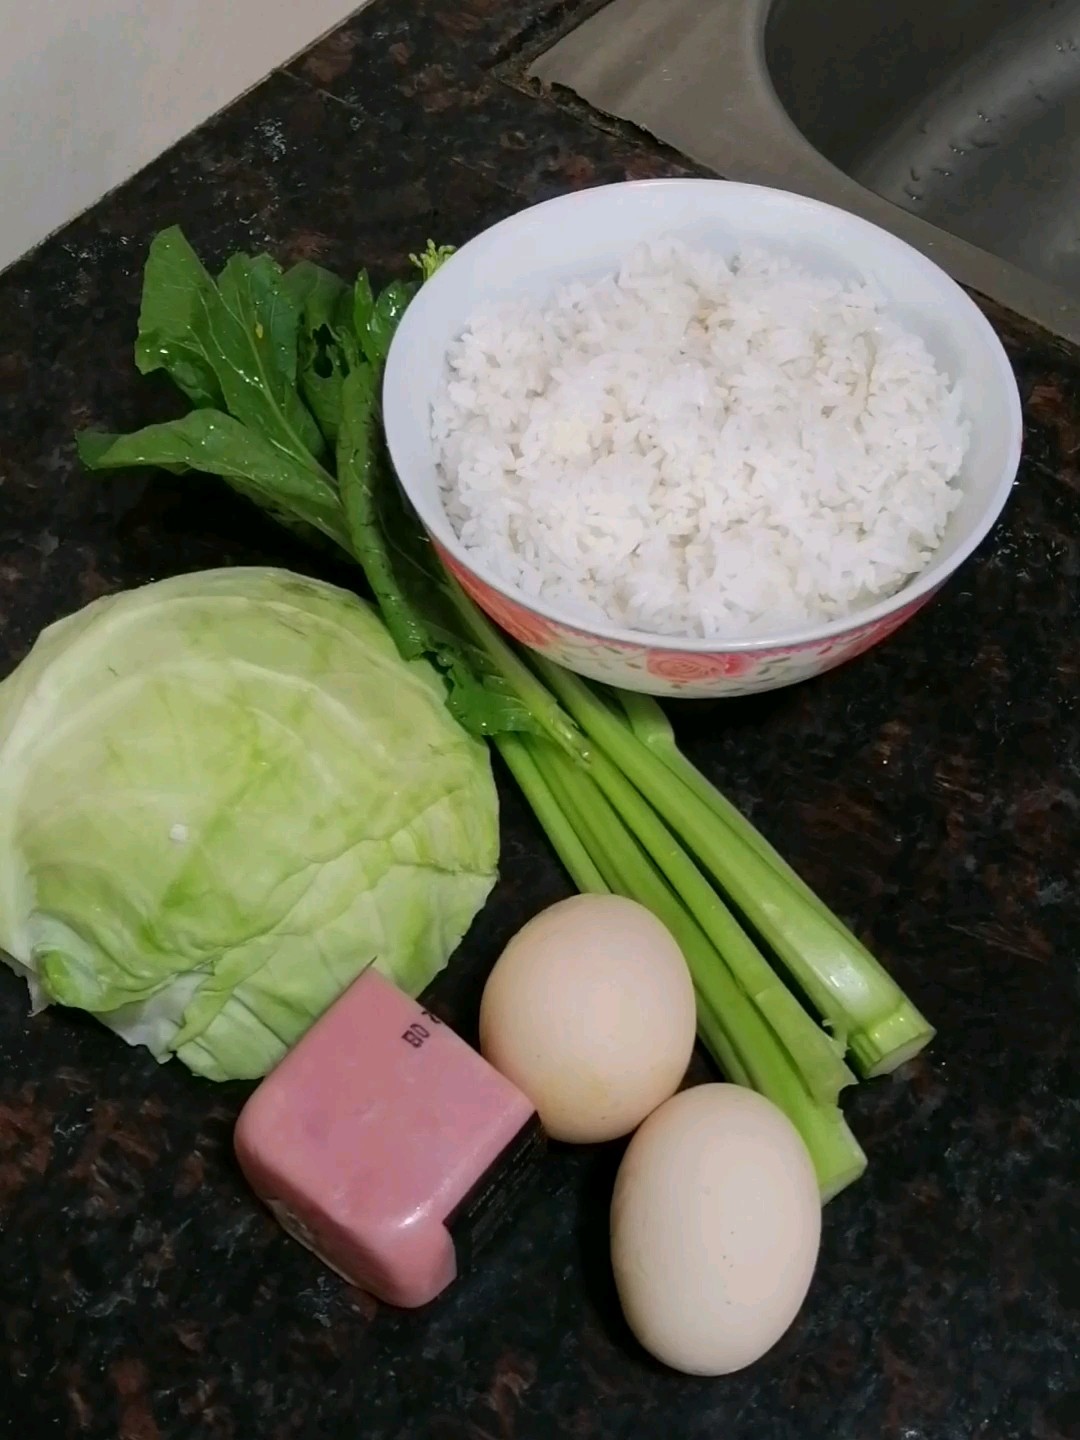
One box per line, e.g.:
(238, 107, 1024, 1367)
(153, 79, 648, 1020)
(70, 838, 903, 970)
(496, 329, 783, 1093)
(383, 180, 1022, 698)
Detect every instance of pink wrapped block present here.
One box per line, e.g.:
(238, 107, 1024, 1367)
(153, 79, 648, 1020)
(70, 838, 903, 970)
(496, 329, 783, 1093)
(235, 969, 543, 1308)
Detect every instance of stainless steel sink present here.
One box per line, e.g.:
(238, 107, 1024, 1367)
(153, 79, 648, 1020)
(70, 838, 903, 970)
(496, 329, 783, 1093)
(530, 0, 1080, 342)
(768, 0, 1080, 296)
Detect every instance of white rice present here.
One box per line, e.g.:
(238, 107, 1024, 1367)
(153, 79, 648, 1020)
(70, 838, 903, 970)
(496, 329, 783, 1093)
(432, 239, 970, 639)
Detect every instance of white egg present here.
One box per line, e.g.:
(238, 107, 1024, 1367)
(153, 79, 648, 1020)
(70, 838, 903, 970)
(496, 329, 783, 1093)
(610, 1084, 821, 1376)
(478, 894, 696, 1144)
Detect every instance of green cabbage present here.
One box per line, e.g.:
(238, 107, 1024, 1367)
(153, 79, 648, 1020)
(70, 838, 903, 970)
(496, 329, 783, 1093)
(0, 567, 499, 1080)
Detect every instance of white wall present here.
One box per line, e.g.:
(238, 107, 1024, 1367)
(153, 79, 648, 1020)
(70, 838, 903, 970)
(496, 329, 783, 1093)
(0, 0, 366, 272)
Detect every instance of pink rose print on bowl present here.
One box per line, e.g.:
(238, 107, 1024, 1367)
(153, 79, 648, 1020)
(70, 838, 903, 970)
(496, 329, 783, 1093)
(645, 650, 758, 685)
(433, 539, 942, 699)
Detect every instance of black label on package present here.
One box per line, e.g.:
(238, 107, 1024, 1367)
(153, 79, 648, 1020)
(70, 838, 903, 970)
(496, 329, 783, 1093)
(444, 1113, 546, 1275)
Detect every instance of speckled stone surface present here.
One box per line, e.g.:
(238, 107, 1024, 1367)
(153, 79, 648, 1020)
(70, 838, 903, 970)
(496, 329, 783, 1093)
(1, 3, 1078, 1437)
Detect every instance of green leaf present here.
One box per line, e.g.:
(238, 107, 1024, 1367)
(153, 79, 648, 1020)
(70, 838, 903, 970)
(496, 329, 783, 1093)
(134, 227, 226, 409)
(299, 327, 351, 450)
(361, 280, 417, 368)
(132, 227, 329, 470)
(281, 260, 349, 319)
(218, 254, 302, 386)
(215, 253, 326, 461)
(282, 261, 355, 349)
(353, 272, 375, 342)
(78, 413, 349, 552)
(284, 262, 355, 448)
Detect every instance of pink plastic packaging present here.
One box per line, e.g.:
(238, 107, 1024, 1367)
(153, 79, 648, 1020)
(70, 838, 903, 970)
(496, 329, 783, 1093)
(234, 968, 543, 1308)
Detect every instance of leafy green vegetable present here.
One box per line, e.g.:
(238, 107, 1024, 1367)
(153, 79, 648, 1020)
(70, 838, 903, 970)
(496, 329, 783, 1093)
(82, 228, 569, 751)
(134, 225, 329, 466)
(78, 411, 349, 551)
(0, 568, 498, 1081)
(212, 250, 328, 462)
(133, 226, 226, 409)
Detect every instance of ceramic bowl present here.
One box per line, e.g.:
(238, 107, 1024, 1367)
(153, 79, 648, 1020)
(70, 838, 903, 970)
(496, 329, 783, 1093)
(383, 179, 1022, 698)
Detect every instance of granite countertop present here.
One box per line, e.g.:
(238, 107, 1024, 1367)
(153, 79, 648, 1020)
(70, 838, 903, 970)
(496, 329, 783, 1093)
(0, 3, 1077, 1436)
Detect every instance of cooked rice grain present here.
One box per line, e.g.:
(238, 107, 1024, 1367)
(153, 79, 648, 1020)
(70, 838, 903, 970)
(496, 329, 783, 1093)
(433, 240, 969, 639)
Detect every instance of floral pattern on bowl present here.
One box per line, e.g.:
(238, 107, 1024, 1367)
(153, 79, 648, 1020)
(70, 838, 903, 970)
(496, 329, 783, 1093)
(437, 545, 937, 698)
